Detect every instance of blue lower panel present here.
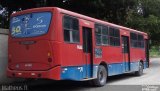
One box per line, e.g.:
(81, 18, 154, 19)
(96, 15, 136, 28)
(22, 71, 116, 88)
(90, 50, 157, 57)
(108, 62, 139, 76)
(61, 65, 98, 81)
(130, 62, 139, 71)
(61, 61, 147, 80)
(108, 63, 124, 76)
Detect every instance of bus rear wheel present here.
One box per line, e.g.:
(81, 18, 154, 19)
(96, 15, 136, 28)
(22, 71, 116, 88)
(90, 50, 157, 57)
(92, 65, 107, 87)
(135, 62, 143, 76)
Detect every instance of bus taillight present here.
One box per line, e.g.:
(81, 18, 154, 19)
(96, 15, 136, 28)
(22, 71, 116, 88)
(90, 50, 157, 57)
(47, 52, 52, 62)
(48, 58, 52, 62)
(47, 52, 51, 57)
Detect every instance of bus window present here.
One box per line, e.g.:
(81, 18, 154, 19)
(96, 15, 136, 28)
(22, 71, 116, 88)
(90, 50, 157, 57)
(109, 27, 120, 46)
(138, 34, 144, 48)
(63, 16, 79, 43)
(102, 26, 109, 45)
(10, 12, 52, 38)
(95, 24, 109, 45)
(130, 33, 144, 48)
(130, 33, 138, 47)
(95, 24, 102, 45)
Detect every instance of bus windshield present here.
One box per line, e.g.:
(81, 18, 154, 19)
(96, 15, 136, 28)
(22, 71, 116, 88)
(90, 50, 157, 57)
(10, 12, 52, 38)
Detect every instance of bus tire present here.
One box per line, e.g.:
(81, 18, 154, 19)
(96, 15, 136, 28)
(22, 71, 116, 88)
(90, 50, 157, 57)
(135, 62, 143, 76)
(92, 65, 107, 87)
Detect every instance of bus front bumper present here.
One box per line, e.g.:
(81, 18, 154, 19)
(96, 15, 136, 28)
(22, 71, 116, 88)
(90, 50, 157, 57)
(7, 66, 61, 80)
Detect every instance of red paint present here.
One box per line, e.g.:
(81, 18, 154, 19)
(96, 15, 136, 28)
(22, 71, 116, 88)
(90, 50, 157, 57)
(7, 7, 148, 80)
(7, 66, 61, 80)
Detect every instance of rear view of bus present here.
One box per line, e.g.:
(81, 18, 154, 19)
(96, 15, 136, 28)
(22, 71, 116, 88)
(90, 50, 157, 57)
(7, 8, 61, 80)
(7, 7, 149, 87)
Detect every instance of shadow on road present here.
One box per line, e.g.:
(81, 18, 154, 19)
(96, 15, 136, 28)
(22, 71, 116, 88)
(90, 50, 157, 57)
(108, 73, 137, 83)
(2, 73, 144, 91)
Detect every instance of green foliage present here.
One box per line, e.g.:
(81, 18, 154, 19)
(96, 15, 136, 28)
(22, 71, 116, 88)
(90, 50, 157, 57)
(150, 46, 160, 57)
(126, 0, 160, 45)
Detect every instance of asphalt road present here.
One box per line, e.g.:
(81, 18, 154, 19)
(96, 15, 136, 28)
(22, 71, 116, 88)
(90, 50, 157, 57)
(1, 58, 160, 91)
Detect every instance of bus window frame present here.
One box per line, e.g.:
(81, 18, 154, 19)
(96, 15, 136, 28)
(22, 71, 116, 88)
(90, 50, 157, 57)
(95, 23, 121, 47)
(108, 27, 120, 46)
(62, 14, 80, 44)
(130, 32, 145, 49)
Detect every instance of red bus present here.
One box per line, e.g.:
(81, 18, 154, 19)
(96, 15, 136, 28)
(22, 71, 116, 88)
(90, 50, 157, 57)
(7, 7, 149, 86)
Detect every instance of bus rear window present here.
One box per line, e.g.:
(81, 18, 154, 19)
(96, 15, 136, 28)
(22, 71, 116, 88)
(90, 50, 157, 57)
(10, 12, 52, 38)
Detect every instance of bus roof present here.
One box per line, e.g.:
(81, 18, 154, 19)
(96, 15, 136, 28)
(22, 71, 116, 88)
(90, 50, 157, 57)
(11, 7, 147, 36)
(56, 7, 147, 36)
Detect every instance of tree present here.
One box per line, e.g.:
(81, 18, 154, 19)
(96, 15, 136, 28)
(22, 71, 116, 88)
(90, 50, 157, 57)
(0, 6, 9, 28)
(126, 0, 160, 45)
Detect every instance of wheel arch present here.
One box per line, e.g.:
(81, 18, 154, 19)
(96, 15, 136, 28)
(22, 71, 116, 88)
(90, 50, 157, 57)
(99, 61, 108, 76)
(140, 59, 144, 68)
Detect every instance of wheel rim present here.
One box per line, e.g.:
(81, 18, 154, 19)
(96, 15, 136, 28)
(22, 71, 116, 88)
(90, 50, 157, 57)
(98, 69, 106, 84)
(99, 71, 103, 81)
(139, 63, 143, 74)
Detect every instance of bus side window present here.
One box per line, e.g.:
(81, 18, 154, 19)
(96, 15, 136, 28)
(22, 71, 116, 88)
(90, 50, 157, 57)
(130, 33, 138, 48)
(130, 33, 144, 48)
(95, 24, 109, 45)
(63, 15, 80, 43)
(109, 27, 120, 46)
(138, 34, 144, 48)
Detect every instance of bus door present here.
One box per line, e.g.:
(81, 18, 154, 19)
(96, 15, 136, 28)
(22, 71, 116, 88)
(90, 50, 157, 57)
(82, 27, 93, 78)
(122, 36, 130, 72)
(145, 39, 149, 68)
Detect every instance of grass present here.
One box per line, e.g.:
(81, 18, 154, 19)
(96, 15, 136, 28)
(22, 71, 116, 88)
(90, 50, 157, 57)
(150, 46, 160, 58)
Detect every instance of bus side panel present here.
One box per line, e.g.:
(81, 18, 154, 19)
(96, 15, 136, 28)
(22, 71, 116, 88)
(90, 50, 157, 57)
(130, 48, 145, 71)
(94, 46, 125, 76)
(59, 14, 87, 80)
(103, 46, 123, 64)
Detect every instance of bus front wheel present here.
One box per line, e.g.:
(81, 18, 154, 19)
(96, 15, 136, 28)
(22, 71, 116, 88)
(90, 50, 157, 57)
(135, 62, 143, 76)
(92, 65, 107, 87)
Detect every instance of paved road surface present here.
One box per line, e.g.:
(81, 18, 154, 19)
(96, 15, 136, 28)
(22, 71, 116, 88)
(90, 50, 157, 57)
(1, 58, 160, 91)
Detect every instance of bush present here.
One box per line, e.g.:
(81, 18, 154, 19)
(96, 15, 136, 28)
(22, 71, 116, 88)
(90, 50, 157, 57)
(150, 46, 160, 57)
